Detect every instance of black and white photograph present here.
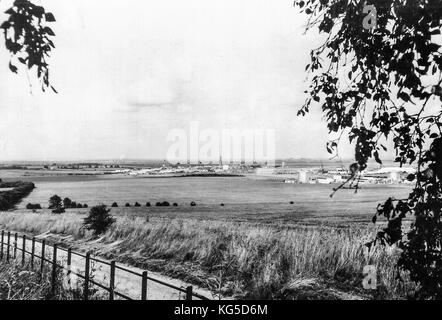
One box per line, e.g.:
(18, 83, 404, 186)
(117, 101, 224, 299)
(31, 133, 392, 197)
(0, 0, 441, 310)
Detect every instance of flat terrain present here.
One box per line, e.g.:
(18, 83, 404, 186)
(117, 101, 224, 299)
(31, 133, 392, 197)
(6, 170, 411, 226)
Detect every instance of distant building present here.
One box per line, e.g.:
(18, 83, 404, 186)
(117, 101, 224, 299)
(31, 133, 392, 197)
(255, 167, 276, 176)
(298, 170, 310, 183)
(317, 177, 333, 184)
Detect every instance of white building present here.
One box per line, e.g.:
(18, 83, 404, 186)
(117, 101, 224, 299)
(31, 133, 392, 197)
(298, 170, 310, 183)
(255, 167, 276, 176)
(317, 177, 333, 184)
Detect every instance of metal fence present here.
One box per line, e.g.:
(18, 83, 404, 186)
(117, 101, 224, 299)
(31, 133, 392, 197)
(0, 230, 209, 300)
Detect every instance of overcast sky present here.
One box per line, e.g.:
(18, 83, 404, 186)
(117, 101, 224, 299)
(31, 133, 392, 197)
(0, 0, 358, 161)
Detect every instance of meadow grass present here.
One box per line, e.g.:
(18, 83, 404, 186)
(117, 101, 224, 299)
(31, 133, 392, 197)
(0, 211, 416, 299)
(0, 259, 82, 300)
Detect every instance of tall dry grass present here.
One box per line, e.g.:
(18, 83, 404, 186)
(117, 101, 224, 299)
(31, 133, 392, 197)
(0, 260, 78, 300)
(0, 212, 416, 299)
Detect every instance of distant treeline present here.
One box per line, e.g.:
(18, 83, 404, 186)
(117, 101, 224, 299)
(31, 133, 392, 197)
(0, 181, 35, 211)
(0, 165, 28, 170)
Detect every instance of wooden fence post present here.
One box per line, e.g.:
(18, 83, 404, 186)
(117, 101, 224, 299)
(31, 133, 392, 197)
(22, 235, 26, 266)
(141, 271, 148, 300)
(13, 233, 17, 259)
(186, 286, 193, 300)
(31, 237, 35, 269)
(109, 261, 115, 301)
(67, 248, 72, 288)
(84, 252, 91, 300)
(51, 244, 57, 295)
(40, 240, 46, 274)
(0, 230, 4, 260)
(6, 231, 10, 262)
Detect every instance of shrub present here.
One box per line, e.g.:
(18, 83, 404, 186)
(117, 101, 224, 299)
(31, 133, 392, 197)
(83, 205, 115, 236)
(173, 203, 178, 207)
(190, 201, 196, 207)
(52, 207, 65, 214)
(26, 203, 42, 210)
(63, 197, 72, 208)
(48, 195, 62, 210)
(0, 181, 35, 211)
(220, 203, 225, 206)
(146, 202, 151, 207)
(111, 202, 118, 208)
(134, 202, 141, 207)
(125, 203, 131, 207)
(83, 204, 88, 208)
(155, 202, 161, 207)
(70, 201, 77, 208)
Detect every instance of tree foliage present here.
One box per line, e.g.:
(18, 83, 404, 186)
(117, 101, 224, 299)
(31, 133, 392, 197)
(0, 181, 35, 210)
(62, 197, 72, 209)
(294, 0, 442, 298)
(0, 0, 56, 91)
(83, 205, 115, 236)
(48, 194, 62, 210)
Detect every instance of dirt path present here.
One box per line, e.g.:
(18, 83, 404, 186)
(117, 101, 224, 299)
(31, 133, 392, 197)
(5, 232, 216, 300)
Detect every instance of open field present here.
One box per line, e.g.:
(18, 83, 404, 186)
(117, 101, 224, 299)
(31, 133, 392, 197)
(0, 211, 417, 299)
(12, 174, 412, 226)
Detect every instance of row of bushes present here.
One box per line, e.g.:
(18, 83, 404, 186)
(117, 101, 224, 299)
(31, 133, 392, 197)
(111, 201, 197, 207)
(61, 197, 88, 209)
(0, 181, 35, 211)
(25, 196, 89, 213)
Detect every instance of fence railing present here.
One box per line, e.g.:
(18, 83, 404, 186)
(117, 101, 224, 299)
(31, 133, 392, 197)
(0, 230, 209, 300)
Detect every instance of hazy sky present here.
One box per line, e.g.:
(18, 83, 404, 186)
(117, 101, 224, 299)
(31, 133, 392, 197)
(0, 0, 356, 161)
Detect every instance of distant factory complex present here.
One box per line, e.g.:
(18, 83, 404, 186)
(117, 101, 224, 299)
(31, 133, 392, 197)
(256, 165, 416, 185)
(114, 159, 416, 185)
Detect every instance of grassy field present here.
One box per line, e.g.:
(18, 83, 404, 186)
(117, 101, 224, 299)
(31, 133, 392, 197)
(0, 259, 86, 300)
(17, 175, 411, 218)
(0, 211, 417, 299)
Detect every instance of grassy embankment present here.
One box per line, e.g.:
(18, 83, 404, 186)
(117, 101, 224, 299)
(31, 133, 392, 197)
(0, 211, 417, 299)
(0, 260, 86, 300)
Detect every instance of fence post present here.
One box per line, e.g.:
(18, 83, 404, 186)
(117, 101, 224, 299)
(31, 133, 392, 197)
(84, 252, 90, 301)
(186, 286, 193, 300)
(22, 235, 26, 266)
(67, 248, 72, 289)
(109, 261, 115, 301)
(13, 233, 17, 259)
(31, 237, 35, 269)
(40, 240, 46, 274)
(0, 230, 4, 260)
(51, 244, 57, 295)
(6, 231, 10, 262)
(141, 271, 148, 300)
